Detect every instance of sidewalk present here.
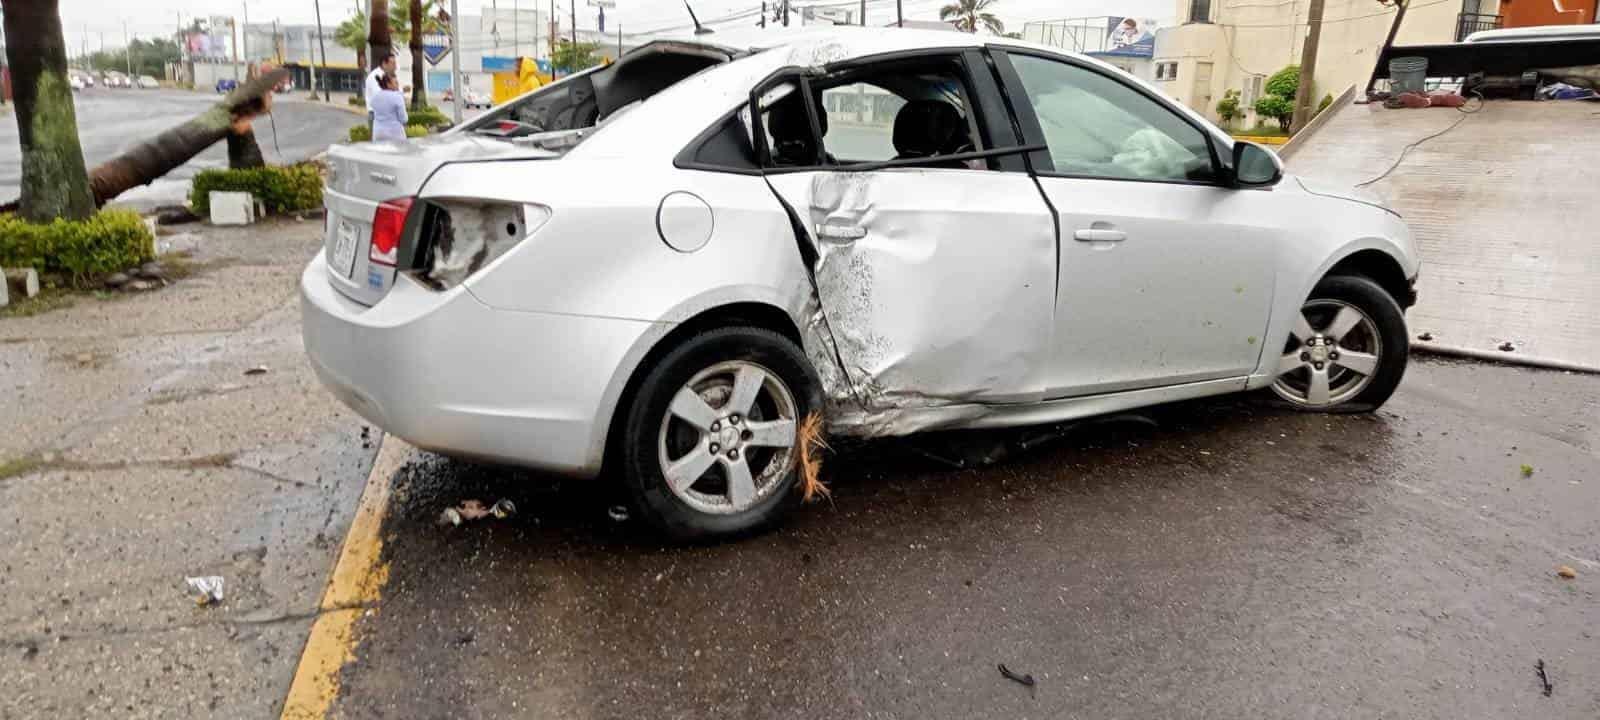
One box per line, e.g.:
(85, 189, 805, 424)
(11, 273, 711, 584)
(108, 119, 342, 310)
(0, 219, 374, 717)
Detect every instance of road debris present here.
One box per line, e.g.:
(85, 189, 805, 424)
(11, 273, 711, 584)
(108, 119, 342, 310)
(607, 505, 631, 523)
(185, 576, 225, 606)
(797, 411, 831, 503)
(1535, 659, 1553, 697)
(1557, 566, 1577, 579)
(998, 663, 1036, 692)
(244, 365, 269, 376)
(438, 499, 517, 526)
(1520, 464, 1534, 477)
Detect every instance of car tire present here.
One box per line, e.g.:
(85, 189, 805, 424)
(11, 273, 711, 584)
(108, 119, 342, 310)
(1269, 274, 1408, 413)
(620, 326, 821, 541)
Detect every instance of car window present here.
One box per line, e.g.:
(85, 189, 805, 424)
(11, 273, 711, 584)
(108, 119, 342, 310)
(756, 59, 992, 170)
(818, 83, 908, 162)
(1008, 54, 1215, 182)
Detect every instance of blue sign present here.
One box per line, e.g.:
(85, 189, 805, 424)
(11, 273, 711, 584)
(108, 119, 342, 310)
(422, 32, 452, 65)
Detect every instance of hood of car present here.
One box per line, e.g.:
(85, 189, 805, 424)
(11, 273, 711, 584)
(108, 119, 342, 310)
(1289, 175, 1398, 216)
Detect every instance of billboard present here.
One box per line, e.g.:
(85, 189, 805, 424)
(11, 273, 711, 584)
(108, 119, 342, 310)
(1098, 17, 1157, 58)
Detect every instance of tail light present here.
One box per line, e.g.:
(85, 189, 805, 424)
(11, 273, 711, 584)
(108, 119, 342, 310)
(369, 197, 414, 266)
(412, 201, 551, 290)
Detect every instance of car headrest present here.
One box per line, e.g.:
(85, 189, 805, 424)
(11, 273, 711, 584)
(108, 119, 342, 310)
(765, 91, 827, 165)
(892, 100, 967, 159)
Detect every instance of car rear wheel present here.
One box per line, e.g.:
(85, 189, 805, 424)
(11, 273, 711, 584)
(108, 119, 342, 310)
(1271, 275, 1408, 413)
(620, 327, 820, 540)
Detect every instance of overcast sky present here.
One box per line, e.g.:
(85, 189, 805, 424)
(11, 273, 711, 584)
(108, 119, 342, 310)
(57, 0, 1172, 53)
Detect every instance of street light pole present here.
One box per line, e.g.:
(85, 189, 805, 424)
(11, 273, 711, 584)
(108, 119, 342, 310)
(313, 0, 332, 101)
(123, 20, 132, 77)
(897, 0, 903, 27)
(449, 0, 462, 124)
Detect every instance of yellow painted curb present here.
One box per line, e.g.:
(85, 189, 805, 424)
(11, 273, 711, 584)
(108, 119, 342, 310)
(279, 435, 410, 720)
(1231, 134, 1290, 145)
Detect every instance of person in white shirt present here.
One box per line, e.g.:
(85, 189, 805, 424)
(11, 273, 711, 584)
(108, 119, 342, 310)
(365, 54, 398, 134)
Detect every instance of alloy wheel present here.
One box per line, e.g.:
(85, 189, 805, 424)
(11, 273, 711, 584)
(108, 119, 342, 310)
(656, 360, 799, 515)
(1271, 299, 1383, 407)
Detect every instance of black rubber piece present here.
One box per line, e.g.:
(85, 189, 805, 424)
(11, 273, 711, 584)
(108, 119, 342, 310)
(1288, 273, 1410, 413)
(620, 326, 821, 541)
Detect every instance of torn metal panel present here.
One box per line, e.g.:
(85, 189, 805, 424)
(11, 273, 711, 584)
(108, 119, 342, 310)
(422, 201, 541, 289)
(768, 169, 1057, 437)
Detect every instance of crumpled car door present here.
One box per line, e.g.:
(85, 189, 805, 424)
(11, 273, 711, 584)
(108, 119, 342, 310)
(764, 167, 1058, 436)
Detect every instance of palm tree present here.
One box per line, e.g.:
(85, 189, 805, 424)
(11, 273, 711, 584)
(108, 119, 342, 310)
(939, 0, 1003, 34)
(2, 0, 95, 221)
(390, 0, 443, 109)
(334, 11, 369, 74)
(368, 0, 391, 80)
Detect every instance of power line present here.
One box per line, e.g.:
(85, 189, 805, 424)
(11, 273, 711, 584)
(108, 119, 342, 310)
(1215, 0, 1448, 29)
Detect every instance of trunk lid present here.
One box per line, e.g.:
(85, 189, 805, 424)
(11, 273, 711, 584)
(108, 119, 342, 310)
(321, 134, 557, 306)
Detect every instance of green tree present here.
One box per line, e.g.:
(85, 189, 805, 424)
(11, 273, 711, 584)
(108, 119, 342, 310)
(552, 40, 601, 73)
(1264, 65, 1299, 101)
(1215, 88, 1242, 128)
(86, 39, 180, 78)
(2, 0, 96, 222)
(1252, 65, 1300, 132)
(1253, 95, 1293, 132)
(939, 0, 1003, 34)
(335, 11, 369, 74)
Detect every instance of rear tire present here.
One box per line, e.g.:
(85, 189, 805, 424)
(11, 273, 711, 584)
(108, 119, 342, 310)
(620, 327, 820, 541)
(1269, 275, 1408, 413)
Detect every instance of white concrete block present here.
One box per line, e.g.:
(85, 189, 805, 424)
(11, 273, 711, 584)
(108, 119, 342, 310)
(5, 268, 39, 299)
(209, 191, 257, 226)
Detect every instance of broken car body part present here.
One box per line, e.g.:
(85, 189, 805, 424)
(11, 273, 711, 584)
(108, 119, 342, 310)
(300, 29, 1419, 539)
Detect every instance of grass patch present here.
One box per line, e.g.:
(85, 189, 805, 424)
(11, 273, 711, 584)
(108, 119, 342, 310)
(0, 455, 44, 481)
(0, 288, 77, 318)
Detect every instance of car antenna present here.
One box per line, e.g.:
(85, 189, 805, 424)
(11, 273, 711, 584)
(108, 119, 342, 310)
(685, 1, 715, 34)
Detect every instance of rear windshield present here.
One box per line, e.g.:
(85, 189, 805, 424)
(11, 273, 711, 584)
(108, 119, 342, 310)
(462, 46, 732, 150)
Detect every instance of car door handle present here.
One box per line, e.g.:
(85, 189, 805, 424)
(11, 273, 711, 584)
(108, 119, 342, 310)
(816, 224, 867, 241)
(1073, 228, 1126, 242)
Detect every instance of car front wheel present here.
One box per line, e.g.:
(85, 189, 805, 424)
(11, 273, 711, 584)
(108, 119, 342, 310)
(1271, 275, 1408, 412)
(620, 327, 820, 540)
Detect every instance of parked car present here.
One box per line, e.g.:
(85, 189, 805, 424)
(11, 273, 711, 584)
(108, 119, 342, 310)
(70, 74, 87, 91)
(303, 30, 1420, 540)
(104, 71, 131, 88)
(461, 87, 492, 108)
(216, 78, 239, 93)
(138, 75, 160, 89)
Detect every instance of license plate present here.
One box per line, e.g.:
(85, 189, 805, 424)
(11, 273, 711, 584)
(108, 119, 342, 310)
(331, 220, 359, 278)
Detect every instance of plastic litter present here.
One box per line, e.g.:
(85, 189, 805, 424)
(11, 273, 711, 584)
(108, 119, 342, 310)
(438, 499, 516, 526)
(185, 576, 225, 606)
(607, 505, 631, 522)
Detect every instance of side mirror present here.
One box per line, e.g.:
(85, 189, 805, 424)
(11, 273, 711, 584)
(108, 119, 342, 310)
(1231, 141, 1283, 188)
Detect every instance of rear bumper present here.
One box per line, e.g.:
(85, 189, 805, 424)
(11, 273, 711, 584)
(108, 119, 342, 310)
(299, 255, 657, 477)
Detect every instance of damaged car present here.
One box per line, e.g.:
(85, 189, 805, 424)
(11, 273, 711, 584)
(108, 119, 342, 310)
(301, 29, 1420, 539)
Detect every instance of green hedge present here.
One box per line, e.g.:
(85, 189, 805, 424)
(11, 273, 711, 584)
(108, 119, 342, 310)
(0, 209, 154, 286)
(407, 104, 450, 128)
(349, 124, 432, 142)
(190, 164, 323, 217)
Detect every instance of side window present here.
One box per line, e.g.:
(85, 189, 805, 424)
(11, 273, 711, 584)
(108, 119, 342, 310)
(818, 83, 907, 162)
(755, 58, 995, 170)
(1009, 54, 1215, 182)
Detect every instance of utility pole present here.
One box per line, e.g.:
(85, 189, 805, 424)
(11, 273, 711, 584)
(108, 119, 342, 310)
(570, 1, 576, 47)
(243, 2, 250, 76)
(549, 0, 557, 59)
(897, 0, 903, 27)
(124, 21, 132, 77)
(761, 1, 767, 28)
(513, 0, 520, 57)
(314, 0, 332, 100)
(449, 0, 462, 124)
(617, 24, 622, 55)
(859, 0, 865, 25)
(783, 0, 790, 27)
(1289, 0, 1326, 133)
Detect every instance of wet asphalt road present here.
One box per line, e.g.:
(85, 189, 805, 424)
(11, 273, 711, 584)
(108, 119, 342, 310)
(0, 88, 354, 211)
(331, 358, 1598, 719)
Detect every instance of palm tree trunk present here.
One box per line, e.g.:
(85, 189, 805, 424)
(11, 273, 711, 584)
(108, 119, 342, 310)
(87, 70, 287, 207)
(2, 0, 96, 222)
(369, 0, 391, 72)
(409, 0, 428, 109)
